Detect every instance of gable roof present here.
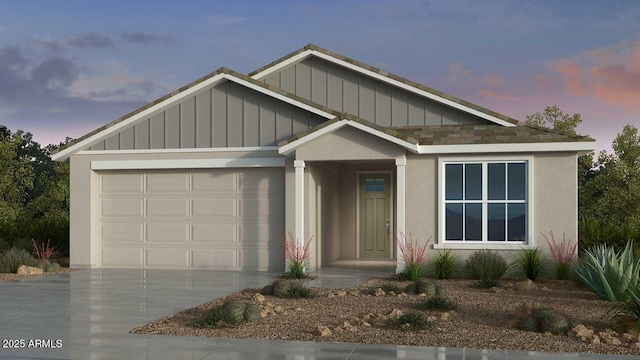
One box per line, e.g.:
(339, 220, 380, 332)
(52, 67, 342, 161)
(279, 113, 595, 155)
(250, 44, 521, 128)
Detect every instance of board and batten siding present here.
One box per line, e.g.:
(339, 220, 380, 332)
(261, 57, 490, 127)
(90, 80, 327, 151)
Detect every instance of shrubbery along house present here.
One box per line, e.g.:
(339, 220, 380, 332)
(52, 44, 595, 272)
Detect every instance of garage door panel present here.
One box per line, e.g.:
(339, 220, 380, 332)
(192, 171, 237, 193)
(101, 173, 143, 194)
(146, 248, 189, 268)
(192, 248, 237, 269)
(192, 223, 236, 243)
(101, 198, 143, 218)
(146, 198, 189, 218)
(99, 168, 284, 270)
(146, 172, 190, 193)
(239, 169, 285, 194)
(101, 223, 143, 243)
(191, 198, 236, 218)
(146, 223, 189, 243)
(101, 247, 144, 267)
(239, 196, 284, 220)
(238, 223, 282, 245)
(238, 248, 284, 270)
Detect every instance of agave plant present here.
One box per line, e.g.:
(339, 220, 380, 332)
(572, 241, 640, 302)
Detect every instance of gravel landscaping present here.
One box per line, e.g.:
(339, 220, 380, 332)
(131, 277, 640, 356)
(0, 267, 73, 282)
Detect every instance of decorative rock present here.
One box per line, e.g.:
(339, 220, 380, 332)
(388, 291, 396, 296)
(440, 312, 452, 321)
(348, 290, 359, 296)
(543, 331, 553, 336)
(328, 293, 335, 298)
(541, 287, 550, 291)
(568, 324, 594, 341)
(489, 287, 504, 294)
(342, 321, 357, 332)
(631, 342, 640, 350)
(374, 288, 385, 297)
(418, 293, 427, 297)
(259, 310, 269, 318)
(274, 306, 284, 314)
(622, 333, 636, 343)
(515, 279, 537, 292)
(252, 293, 265, 303)
(317, 326, 332, 337)
(388, 309, 403, 319)
(363, 313, 373, 320)
(361, 321, 371, 327)
(591, 336, 601, 345)
(295, 307, 302, 311)
(598, 332, 622, 346)
(16, 265, 43, 276)
(266, 301, 274, 307)
(400, 292, 408, 297)
(336, 291, 347, 297)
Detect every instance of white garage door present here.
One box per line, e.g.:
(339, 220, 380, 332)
(98, 168, 285, 270)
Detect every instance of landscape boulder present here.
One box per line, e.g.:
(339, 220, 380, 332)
(17, 265, 43, 276)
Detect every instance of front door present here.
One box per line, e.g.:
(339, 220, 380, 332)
(359, 173, 391, 258)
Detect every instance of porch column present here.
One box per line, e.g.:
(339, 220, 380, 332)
(395, 157, 406, 273)
(294, 160, 305, 250)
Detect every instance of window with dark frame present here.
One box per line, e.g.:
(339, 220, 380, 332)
(444, 161, 527, 243)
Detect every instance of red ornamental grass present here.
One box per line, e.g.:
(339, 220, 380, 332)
(542, 231, 577, 264)
(282, 231, 313, 262)
(32, 239, 57, 262)
(397, 232, 432, 265)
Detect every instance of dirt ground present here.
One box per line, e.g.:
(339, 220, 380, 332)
(131, 277, 640, 356)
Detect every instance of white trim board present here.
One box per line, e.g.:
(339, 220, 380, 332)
(418, 142, 595, 154)
(52, 72, 336, 162)
(251, 49, 517, 128)
(279, 119, 419, 155)
(91, 157, 285, 170)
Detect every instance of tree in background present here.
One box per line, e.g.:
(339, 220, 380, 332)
(525, 105, 582, 135)
(0, 125, 71, 256)
(525, 107, 640, 251)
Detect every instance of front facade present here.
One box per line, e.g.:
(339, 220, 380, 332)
(53, 45, 595, 271)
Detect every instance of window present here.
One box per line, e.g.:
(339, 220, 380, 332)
(443, 161, 528, 243)
(365, 178, 385, 192)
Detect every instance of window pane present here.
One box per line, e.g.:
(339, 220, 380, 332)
(465, 203, 482, 241)
(508, 163, 526, 200)
(445, 164, 463, 200)
(465, 164, 482, 200)
(488, 204, 505, 241)
(445, 203, 463, 240)
(508, 203, 526, 241)
(365, 179, 384, 192)
(488, 163, 506, 200)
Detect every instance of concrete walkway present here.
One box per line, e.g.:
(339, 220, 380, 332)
(0, 265, 635, 360)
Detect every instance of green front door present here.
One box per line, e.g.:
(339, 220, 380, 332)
(359, 174, 391, 258)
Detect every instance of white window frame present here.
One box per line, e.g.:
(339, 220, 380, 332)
(435, 155, 535, 250)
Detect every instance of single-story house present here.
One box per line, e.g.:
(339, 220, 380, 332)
(52, 44, 596, 272)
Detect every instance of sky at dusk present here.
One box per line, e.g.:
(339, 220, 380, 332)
(1, 0, 639, 155)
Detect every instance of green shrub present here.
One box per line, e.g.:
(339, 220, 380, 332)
(518, 308, 571, 335)
(514, 248, 545, 281)
(431, 249, 458, 279)
(579, 217, 640, 255)
(284, 284, 314, 298)
(264, 280, 313, 298)
(417, 295, 457, 311)
(464, 250, 509, 288)
(405, 279, 438, 295)
(37, 261, 61, 272)
(191, 299, 262, 328)
(0, 248, 37, 273)
(390, 311, 434, 330)
(272, 280, 291, 298)
(260, 284, 275, 296)
(378, 283, 400, 294)
(572, 241, 640, 302)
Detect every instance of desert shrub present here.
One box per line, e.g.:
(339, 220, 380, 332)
(390, 311, 434, 330)
(37, 261, 61, 272)
(416, 295, 456, 311)
(464, 250, 509, 288)
(405, 279, 438, 296)
(543, 231, 577, 280)
(378, 283, 400, 294)
(396, 232, 431, 281)
(431, 249, 458, 279)
(260, 284, 275, 296)
(282, 232, 313, 279)
(272, 280, 291, 298)
(518, 308, 572, 335)
(572, 241, 640, 302)
(608, 285, 640, 333)
(284, 284, 314, 298)
(191, 299, 260, 328)
(0, 248, 37, 273)
(514, 248, 545, 281)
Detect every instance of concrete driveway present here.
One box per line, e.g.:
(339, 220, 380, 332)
(0, 267, 635, 360)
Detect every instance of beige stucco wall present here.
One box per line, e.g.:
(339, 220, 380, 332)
(295, 127, 405, 161)
(404, 151, 579, 263)
(69, 150, 283, 268)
